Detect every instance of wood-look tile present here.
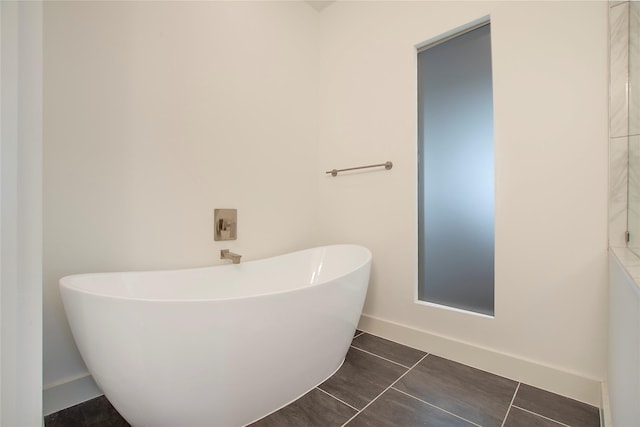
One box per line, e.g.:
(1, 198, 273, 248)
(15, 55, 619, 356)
(347, 387, 476, 427)
(503, 407, 565, 427)
(351, 333, 427, 367)
(44, 396, 130, 427)
(43, 340, 601, 427)
(78, 395, 130, 426)
(395, 354, 517, 427)
(318, 347, 407, 410)
(44, 405, 85, 427)
(513, 384, 600, 427)
(249, 388, 356, 427)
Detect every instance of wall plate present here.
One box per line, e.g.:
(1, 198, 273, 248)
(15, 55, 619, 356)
(214, 209, 237, 241)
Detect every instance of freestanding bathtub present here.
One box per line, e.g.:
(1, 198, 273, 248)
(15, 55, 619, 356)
(59, 244, 371, 427)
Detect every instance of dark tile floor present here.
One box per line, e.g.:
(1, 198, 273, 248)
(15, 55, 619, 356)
(44, 331, 601, 427)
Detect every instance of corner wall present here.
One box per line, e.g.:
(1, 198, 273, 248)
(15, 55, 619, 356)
(317, 1, 608, 405)
(607, 2, 640, 425)
(1, 1, 43, 423)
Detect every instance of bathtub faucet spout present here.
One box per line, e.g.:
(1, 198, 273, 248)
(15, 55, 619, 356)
(221, 249, 242, 264)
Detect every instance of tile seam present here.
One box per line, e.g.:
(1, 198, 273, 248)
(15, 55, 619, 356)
(511, 404, 572, 427)
(390, 386, 481, 427)
(340, 353, 430, 426)
(314, 386, 360, 412)
(500, 382, 520, 427)
(610, 1, 630, 9)
(348, 344, 417, 369)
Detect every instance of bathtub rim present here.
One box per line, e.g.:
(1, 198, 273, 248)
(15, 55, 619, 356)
(59, 243, 372, 303)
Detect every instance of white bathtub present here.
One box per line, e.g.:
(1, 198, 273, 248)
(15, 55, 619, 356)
(60, 244, 372, 427)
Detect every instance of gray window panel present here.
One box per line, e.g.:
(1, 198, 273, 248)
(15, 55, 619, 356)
(418, 23, 495, 316)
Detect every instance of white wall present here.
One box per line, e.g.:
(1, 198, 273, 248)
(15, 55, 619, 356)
(43, 0, 320, 412)
(43, 0, 609, 413)
(317, 1, 608, 403)
(1, 0, 43, 424)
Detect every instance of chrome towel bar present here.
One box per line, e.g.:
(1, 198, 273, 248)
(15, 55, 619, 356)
(325, 161, 393, 177)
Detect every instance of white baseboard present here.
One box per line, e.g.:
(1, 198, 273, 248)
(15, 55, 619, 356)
(43, 373, 103, 416)
(600, 380, 612, 427)
(357, 313, 602, 408)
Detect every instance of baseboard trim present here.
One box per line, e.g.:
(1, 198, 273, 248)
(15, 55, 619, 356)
(43, 373, 103, 416)
(601, 380, 612, 427)
(357, 313, 602, 407)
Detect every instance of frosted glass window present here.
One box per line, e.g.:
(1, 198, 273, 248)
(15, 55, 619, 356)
(417, 22, 495, 316)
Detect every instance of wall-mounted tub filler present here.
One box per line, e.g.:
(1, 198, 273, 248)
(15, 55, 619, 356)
(220, 249, 242, 264)
(214, 208, 237, 241)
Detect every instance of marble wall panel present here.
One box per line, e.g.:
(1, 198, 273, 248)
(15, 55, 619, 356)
(610, 2, 630, 138)
(610, 1, 631, 247)
(629, 1, 640, 136)
(627, 135, 640, 200)
(628, 135, 640, 251)
(610, 136, 629, 247)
